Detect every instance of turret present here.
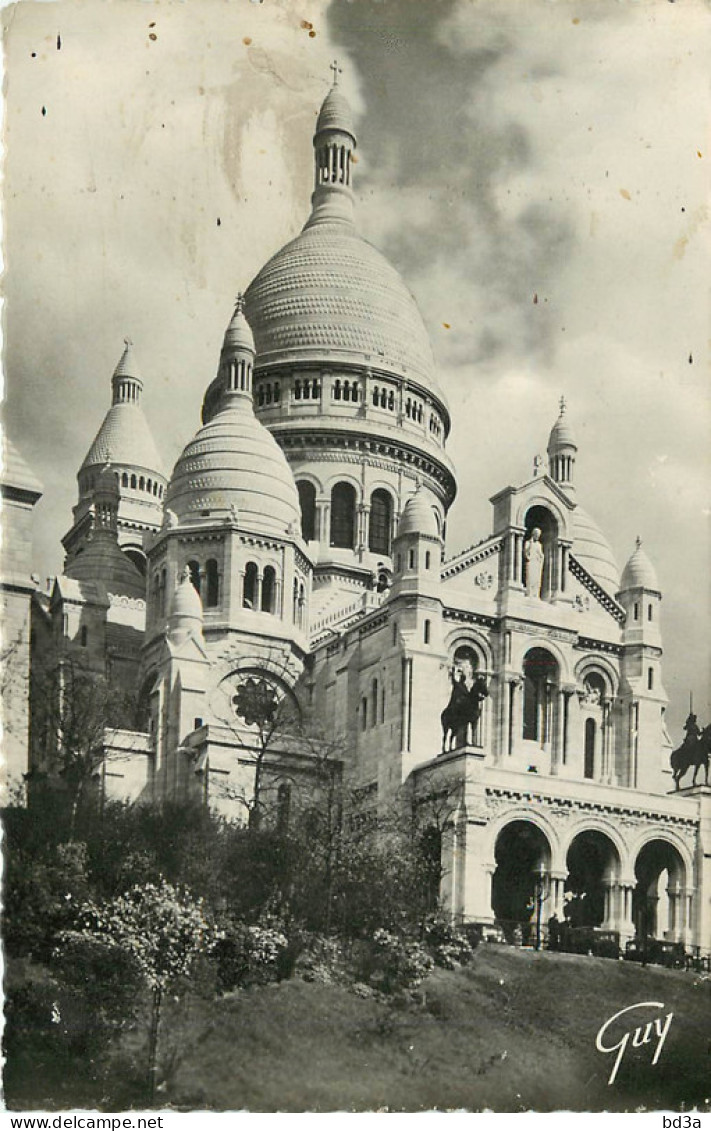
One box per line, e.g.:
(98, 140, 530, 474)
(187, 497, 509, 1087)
(391, 486, 443, 601)
(547, 396, 577, 496)
(201, 296, 256, 424)
(616, 537, 667, 791)
(63, 339, 167, 575)
(305, 61, 357, 228)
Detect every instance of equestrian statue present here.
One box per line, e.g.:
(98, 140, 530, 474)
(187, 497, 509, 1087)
(670, 712, 711, 790)
(441, 667, 489, 752)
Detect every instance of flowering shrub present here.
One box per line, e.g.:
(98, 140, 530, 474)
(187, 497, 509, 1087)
(424, 917, 475, 970)
(365, 928, 434, 994)
(64, 878, 221, 993)
(214, 918, 288, 991)
(293, 933, 347, 984)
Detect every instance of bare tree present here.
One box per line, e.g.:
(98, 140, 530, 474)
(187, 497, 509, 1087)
(29, 647, 138, 838)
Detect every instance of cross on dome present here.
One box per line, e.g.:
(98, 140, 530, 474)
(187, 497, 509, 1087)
(234, 293, 245, 315)
(123, 336, 133, 348)
(636, 535, 642, 549)
(330, 59, 341, 87)
(559, 395, 566, 415)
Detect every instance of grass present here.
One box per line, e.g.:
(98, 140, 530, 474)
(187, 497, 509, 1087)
(6, 945, 711, 1112)
(162, 946, 711, 1113)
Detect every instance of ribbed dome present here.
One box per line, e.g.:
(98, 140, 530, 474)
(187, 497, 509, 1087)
(81, 344, 166, 476)
(81, 404, 166, 476)
(619, 540, 659, 592)
(165, 404, 300, 537)
(572, 506, 620, 595)
(65, 535, 145, 599)
(398, 489, 440, 539)
(223, 299, 255, 354)
(316, 88, 355, 136)
(244, 222, 447, 406)
(548, 410, 577, 452)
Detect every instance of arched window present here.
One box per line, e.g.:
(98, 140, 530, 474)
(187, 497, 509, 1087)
(293, 578, 299, 623)
(294, 379, 302, 401)
(243, 562, 258, 609)
(147, 479, 152, 493)
(584, 718, 596, 779)
(425, 551, 431, 570)
(424, 619, 431, 644)
(522, 648, 558, 743)
(262, 566, 276, 613)
(159, 568, 167, 616)
(273, 382, 280, 402)
(121, 472, 129, 487)
(80, 625, 88, 648)
(153, 482, 158, 496)
(298, 582, 305, 628)
(187, 560, 201, 594)
(648, 604, 653, 622)
(297, 481, 316, 542)
(371, 679, 378, 727)
(330, 482, 356, 549)
(368, 489, 392, 555)
(130, 474, 137, 489)
(372, 387, 379, 407)
(647, 667, 654, 691)
(139, 477, 145, 491)
(360, 697, 368, 731)
(333, 379, 342, 401)
(408, 549, 416, 569)
(205, 559, 219, 608)
(633, 603, 639, 621)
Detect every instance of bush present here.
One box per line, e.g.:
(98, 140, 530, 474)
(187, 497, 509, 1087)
(424, 917, 476, 970)
(292, 933, 347, 985)
(358, 929, 434, 994)
(213, 917, 288, 991)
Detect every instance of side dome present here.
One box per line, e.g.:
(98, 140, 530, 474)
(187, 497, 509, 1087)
(244, 222, 448, 407)
(170, 566, 203, 621)
(572, 506, 620, 595)
(164, 406, 300, 537)
(81, 343, 166, 476)
(619, 539, 659, 593)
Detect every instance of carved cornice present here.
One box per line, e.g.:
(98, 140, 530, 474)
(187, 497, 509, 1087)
(442, 538, 503, 579)
(485, 787, 698, 834)
(443, 607, 498, 630)
(569, 554, 626, 623)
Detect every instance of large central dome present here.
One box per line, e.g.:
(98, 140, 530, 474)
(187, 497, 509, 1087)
(244, 221, 446, 404)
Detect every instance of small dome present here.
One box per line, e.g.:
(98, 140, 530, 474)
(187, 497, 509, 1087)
(165, 403, 300, 537)
(619, 539, 660, 592)
(572, 506, 620, 595)
(170, 566, 203, 622)
(316, 87, 355, 137)
(397, 489, 440, 539)
(223, 297, 255, 355)
(547, 402, 577, 453)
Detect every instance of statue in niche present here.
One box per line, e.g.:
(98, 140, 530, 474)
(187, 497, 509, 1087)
(524, 527, 545, 598)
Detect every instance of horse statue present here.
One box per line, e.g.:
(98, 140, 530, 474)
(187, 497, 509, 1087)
(441, 671, 489, 752)
(670, 719, 711, 790)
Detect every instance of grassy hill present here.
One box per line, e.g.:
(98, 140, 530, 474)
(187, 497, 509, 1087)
(160, 945, 710, 1113)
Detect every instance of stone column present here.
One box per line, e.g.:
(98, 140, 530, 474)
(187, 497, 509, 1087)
(274, 579, 283, 620)
(618, 883, 637, 943)
(550, 873, 567, 919)
(254, 571, 263, 612)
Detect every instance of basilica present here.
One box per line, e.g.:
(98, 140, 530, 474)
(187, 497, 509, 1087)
(4, 76, 710, 956)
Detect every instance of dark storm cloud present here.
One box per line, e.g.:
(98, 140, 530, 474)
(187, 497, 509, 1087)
(326, 0, 573, 368)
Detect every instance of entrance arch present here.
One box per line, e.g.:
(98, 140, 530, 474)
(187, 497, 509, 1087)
(492, 820, 552, 943)
(565, 829, 620, 930)
(633, 839, 687, 942)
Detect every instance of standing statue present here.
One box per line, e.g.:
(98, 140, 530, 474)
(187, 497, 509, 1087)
(524, 527, 545, 599)
(441, 661, 489, 752)
(670, 713, 711, 789)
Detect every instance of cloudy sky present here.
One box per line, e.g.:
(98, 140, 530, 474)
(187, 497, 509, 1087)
(2, 0, 709, 736)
